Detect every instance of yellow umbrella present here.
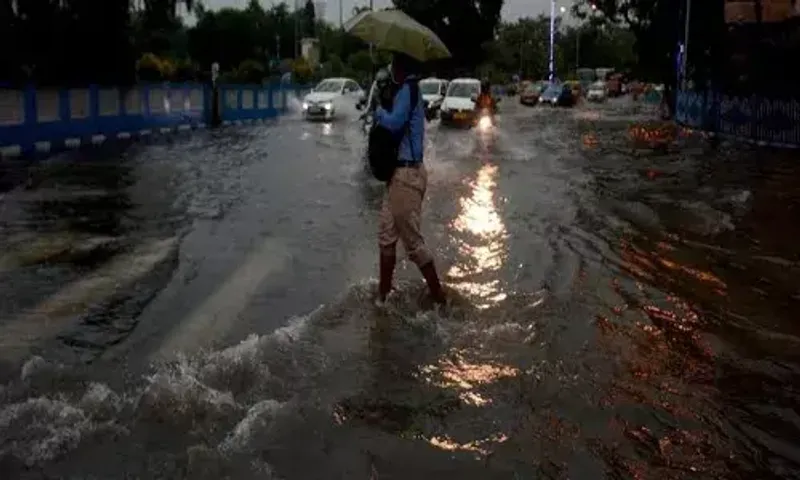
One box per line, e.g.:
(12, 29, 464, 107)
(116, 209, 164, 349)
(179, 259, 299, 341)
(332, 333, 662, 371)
(343, 9, 451, 62)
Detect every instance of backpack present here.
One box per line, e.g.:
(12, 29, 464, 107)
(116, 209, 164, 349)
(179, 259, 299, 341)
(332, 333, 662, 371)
(367, 80, 420, 183)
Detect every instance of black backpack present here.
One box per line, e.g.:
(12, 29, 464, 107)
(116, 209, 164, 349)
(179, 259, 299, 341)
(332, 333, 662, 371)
(367, 80, 420, 183)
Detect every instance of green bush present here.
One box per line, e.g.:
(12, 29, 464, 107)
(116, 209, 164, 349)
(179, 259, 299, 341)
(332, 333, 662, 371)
(291, 57, 313, 84)
(174, 59, 199, 82)
(234, 59, 266, 84)
(137, 52, 175, 81)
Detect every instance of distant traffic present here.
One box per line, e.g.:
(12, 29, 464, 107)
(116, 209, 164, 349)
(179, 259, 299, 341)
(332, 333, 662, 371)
(302, 66, 665, 127)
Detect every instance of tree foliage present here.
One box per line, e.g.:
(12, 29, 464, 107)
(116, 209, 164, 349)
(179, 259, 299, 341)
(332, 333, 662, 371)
(481, 15, 635, 82)
(392, 0, 503, 71)
(302, 0, 316, 37)
(570, 0, 731, 89)
(573, 0, 799, 96)
(1, 0, 637, 87)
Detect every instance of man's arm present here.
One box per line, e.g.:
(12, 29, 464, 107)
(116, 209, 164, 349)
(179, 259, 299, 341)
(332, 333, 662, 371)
(375, 84, 411, 133)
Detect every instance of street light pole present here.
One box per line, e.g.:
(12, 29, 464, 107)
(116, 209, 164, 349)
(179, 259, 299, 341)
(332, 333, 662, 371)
(681, 0, 692, 88)
(549, 0, 556, 81)
(294, 0, 300, 58)
(576, 4, 597, 73)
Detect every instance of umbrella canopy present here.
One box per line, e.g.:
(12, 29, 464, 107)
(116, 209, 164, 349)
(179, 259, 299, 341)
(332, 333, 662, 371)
(343, 9, 451, 62)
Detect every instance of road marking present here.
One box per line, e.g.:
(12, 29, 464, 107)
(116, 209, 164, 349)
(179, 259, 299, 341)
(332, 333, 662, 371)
(0, 237, 178, 363)
(0, 234, 80, 273)
(0, 233, 121, 274)
(152, 237, 292, 361)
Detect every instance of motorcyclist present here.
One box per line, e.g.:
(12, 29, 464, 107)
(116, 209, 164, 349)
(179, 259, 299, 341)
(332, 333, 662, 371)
(475, 78, 496, 113)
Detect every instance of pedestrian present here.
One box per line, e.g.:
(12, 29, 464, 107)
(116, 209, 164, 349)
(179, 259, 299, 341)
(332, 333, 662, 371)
(372, 52, 446, 308)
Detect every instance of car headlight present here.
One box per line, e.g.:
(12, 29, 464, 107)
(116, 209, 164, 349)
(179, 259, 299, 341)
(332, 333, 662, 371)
(323, 102, 332, 110)
(302, 102, 309, 110)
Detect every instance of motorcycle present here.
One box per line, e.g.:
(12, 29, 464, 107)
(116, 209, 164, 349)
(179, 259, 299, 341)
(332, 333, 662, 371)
(470, 94, 500, 131)
(475, 108, 494, 131)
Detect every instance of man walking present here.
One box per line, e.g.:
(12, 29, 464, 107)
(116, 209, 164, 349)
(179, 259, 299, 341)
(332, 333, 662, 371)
(372, 53, 446, 307)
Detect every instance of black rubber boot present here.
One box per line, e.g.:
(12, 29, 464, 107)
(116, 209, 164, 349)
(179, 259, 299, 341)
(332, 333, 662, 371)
(418, 261, 446, 305)
(378, 251, 396, 302)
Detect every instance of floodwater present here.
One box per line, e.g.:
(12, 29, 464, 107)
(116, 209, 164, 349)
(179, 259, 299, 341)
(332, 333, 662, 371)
(1, 98, 799, 479)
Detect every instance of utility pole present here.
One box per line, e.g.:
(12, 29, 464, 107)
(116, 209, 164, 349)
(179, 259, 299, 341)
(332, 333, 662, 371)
(339, 0, 343, 28)
(681, 0, 692, 88)
(294, 0, 300, 58)
(576, 29, 580, 72)
(548, 0, 556, 81)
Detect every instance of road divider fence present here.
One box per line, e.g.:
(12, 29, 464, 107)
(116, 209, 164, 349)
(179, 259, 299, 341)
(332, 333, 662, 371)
(675, 89, 800, 148)
(0, 82, 312, 159)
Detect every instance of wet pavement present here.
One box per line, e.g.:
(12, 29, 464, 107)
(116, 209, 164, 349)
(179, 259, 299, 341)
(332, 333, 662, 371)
(2, 97, 800, 479)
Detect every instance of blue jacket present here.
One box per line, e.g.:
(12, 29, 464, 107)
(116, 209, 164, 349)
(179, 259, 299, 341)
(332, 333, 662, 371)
(374, 78, 424, 163)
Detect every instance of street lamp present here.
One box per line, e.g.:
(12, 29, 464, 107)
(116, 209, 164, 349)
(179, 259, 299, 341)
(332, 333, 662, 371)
(549, 0, 556, 81)
(549, 3, 567, 81)
(550, 3, 596, 80)
(681, 0, 692, 88)
(576, 4, 597, 72)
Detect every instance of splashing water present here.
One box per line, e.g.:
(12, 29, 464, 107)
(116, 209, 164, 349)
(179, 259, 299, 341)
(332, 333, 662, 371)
(284, 91, 306, 116)
(0, 280, 517, 477)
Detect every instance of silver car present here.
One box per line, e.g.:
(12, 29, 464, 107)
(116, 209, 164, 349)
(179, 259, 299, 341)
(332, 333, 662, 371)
(586, 81, 607, 102)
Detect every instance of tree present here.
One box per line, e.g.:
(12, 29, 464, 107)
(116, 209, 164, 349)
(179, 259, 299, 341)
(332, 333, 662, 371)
(9, 0, 135, 85)
(392, 0, 505, 71)
(475, 13, 635, 82)
(303, 0, 316, 37)
(572, 0, 726, 88)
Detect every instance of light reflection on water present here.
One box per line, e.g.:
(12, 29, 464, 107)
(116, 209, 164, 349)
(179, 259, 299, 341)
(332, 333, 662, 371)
(417, 351, 518, 454)
(446, 162, 508, 307)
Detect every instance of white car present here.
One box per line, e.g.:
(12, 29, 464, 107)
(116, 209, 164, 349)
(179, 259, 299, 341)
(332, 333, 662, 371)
(586, 81, 607, 102)
(439, 78, 481, 126)
(302, 77, 364, 120)
(419, 78, 448, 118)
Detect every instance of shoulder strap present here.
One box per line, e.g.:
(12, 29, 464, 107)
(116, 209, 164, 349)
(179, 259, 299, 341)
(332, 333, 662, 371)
(403, 80, 420, 162)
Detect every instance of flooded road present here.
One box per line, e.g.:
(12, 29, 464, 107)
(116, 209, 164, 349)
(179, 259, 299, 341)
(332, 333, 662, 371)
(1, 99, 800, 479)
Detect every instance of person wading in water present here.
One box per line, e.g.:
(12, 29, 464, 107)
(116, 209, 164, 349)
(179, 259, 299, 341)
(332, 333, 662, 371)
(372, 53, 446, 308)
